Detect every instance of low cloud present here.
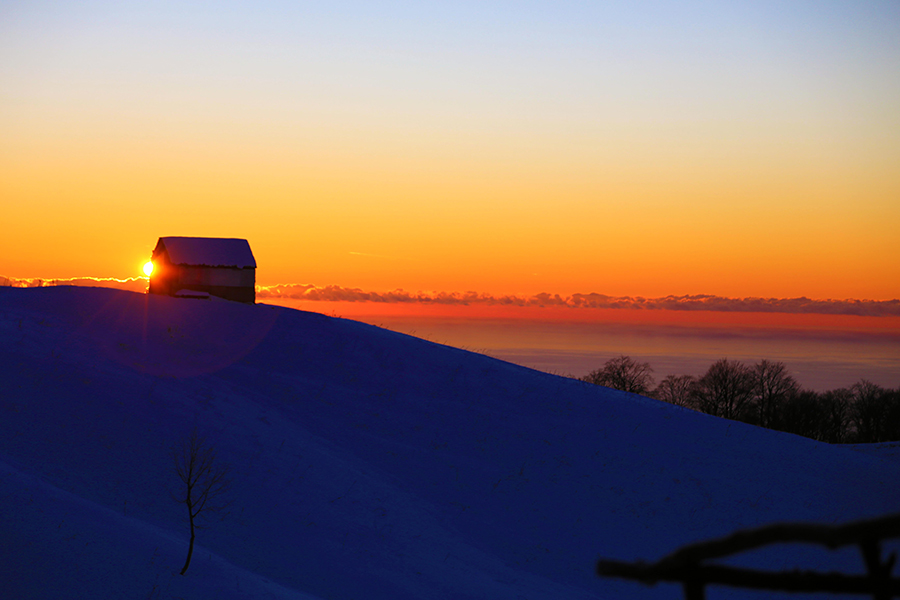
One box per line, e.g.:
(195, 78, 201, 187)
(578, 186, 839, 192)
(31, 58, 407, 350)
(5, 277, 897, 317)
(257, 284, 900, 317)
(1, 275, 148, 293)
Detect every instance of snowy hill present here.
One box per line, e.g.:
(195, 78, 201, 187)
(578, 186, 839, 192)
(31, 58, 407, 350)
(1, 286, 897, 600)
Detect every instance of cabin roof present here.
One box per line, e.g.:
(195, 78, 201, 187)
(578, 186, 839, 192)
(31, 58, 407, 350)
(154, 237, 256, 268)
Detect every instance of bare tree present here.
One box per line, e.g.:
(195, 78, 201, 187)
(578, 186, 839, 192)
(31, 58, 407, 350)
(172, 428, 230, 575)
(849, 380, 900, 443)
(818, 387, 853, 443)
(652, 374, 697, 408)
(752, 360, 799, 429)
(581, 355, 655, 395)
(693, 359, 754, 421)
(850, 380, 885, 443)
(778, 389, 825, 439)
(884, 387, 900, 442)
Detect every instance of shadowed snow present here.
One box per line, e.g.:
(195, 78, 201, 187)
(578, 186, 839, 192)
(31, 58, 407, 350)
(1, 286, 897, 599)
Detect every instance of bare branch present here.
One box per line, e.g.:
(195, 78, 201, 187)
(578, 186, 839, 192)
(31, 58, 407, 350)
(582, 355, 655, 395)
(597, 512, 900, 598)
(172, 428, 230, 574)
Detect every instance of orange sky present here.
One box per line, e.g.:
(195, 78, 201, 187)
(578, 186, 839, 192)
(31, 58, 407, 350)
(2, 2, 899, 301)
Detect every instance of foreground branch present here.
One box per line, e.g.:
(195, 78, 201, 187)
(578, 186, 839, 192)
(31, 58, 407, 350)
(597, 513, 900, 600)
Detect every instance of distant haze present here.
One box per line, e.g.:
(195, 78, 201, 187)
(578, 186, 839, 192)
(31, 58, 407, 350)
(265, 297, 900, 393)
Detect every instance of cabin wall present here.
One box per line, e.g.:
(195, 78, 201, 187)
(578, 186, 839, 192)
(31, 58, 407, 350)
(178, 267, 254, 287)
(149, 266, 255, 303)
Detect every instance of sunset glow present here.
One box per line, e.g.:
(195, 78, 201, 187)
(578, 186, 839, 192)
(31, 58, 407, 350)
(2, 2, 899, 304)
(4, 5, 900, 593)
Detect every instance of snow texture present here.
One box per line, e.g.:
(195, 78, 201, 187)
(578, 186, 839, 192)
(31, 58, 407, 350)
(156, 237, 256, 268)
(1, 286, 897, 600)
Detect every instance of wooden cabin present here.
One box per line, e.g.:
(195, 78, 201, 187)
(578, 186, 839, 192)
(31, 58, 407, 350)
(148, 237, 256, 303)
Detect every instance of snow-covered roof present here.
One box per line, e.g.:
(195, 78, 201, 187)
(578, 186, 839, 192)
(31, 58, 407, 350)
(154, 237, 256, 268)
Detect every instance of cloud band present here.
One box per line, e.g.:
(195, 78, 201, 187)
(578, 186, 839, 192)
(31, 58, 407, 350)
(4, 276, 897, 317)
(257, 284, 900, 317)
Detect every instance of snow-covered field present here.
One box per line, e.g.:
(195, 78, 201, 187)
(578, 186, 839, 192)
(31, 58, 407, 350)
(1, 287, 897, 600)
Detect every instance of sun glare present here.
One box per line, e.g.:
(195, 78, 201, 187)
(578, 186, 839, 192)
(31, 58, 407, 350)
(143, 261, 154, 276)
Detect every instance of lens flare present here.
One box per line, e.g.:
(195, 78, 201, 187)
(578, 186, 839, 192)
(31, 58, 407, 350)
(142, 261, 154, 276)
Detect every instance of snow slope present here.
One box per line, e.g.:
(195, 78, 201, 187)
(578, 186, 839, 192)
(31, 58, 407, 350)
(1, 286, 897, 600)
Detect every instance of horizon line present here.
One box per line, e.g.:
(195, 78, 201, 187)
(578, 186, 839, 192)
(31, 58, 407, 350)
(3, 276, 899, 317)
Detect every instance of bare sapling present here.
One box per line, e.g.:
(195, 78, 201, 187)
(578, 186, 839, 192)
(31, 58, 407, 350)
(172, 428, 230, 575)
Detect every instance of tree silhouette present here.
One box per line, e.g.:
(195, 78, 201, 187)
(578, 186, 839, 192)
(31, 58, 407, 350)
(173, 428, 230, 575)
(752, 360, 799, 429)
(653, 374, 696, 408)
(818, 388, 853, 443)
(579, 356, 899, 443)
(851, 380, 885, 443)
(693, 359, 754, 420)
(581, 355, 654, 395)
(778, 389, 825, 440)
(850, 381, 900, 443)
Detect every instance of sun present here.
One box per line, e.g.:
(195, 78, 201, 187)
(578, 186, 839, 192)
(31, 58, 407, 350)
(142, 261, 154, 276)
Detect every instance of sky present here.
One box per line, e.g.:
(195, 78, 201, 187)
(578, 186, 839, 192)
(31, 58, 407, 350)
(2, 1, 899, 301)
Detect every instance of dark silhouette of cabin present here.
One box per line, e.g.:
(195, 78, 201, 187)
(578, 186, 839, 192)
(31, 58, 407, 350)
(148, 237, 256, 304)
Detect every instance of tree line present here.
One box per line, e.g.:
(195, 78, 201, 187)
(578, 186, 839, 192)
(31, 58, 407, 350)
(580, 356, 900, 444)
